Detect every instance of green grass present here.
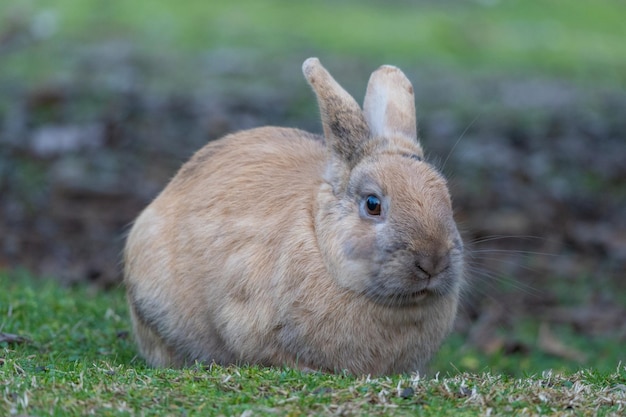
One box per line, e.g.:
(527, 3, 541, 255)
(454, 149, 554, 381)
(2, 272, 625, 416)
(1, 0, 625, 86)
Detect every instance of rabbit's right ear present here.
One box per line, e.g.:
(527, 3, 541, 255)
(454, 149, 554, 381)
(363, 65, 420, 152)
(303, 58, 370, 168)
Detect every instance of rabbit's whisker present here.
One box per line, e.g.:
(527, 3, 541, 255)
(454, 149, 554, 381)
(441, 114, 481, 172)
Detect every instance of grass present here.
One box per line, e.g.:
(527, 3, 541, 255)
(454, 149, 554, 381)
(2, 272, 625, 416)
(1, 0, 625, 87)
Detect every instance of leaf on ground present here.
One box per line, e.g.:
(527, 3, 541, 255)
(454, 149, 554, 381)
(0, 332, 31, 344)
(30, 124, 104, 157)
(537, 323, 587, 363)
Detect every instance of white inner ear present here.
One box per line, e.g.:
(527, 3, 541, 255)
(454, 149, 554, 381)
(364, 86, 389, 138)
(363, 65, 417, 141)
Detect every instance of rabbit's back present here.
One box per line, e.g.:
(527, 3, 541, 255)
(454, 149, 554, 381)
(125, 127, 327, 367)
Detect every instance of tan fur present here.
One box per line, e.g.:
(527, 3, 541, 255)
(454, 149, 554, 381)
(124, 58, 464, 375)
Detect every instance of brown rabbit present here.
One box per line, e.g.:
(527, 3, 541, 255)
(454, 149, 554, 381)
(124, 58, 464, 375)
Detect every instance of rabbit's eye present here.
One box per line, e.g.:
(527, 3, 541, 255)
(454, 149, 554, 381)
(365, 195, 382, 216)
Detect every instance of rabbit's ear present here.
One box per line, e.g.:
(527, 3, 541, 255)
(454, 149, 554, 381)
(363, 65, 418, 143)
(303, 58, 370, 166)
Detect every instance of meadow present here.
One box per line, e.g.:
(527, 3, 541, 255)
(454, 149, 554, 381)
(2, 272, 624, 416)
(1, 0, 625, 415)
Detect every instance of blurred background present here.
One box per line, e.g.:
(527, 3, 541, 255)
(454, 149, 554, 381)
(1, 0, 624, 375)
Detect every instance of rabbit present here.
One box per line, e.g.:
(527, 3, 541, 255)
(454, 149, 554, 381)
(124, 57, 464, 376)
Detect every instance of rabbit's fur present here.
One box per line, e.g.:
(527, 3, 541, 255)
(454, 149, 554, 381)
(124, 58, 464, 375)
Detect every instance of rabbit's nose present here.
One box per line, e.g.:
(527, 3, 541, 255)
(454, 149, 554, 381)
(414, 251, 450, 280)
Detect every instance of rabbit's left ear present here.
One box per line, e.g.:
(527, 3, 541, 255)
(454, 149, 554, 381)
(303, 57, 370, 166)
(363, 65, 417, 143)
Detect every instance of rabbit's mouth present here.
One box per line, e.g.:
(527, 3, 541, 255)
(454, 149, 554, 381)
(363, 267, 460, 307)
(363, 283, 436, 307)
(410, 289, 428, 298)
(404, 287, 436, 304)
